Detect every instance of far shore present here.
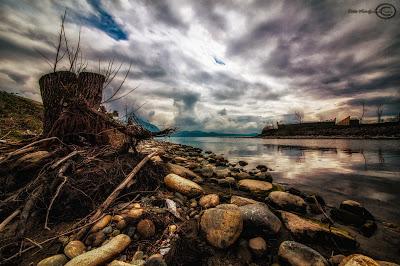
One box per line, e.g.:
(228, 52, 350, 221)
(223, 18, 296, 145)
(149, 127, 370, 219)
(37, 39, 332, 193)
(254, 135, 400, 140)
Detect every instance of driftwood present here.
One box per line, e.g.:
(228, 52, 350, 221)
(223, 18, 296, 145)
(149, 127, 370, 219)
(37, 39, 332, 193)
(0, 209, 20, 232)
(74, 151, 157, 240)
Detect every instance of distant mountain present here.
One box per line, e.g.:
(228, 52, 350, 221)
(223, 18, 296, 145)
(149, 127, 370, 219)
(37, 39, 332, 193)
(134, 116, 160, 132)
(171, 130, 257, 137)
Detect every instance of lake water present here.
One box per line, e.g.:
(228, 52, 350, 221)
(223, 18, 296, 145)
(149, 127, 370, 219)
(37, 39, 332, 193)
(165, 137, 400, 223)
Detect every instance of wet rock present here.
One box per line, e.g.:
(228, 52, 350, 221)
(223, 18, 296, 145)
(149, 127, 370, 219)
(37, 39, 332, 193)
(37, 254, 68, 266)
(256, 164, 268, 172)
(329, 254, 346, 265)
(164, 173, 204, 197)
(239, 203, 281, 234)
(200, 204, 243, 248)
(215, 167, 230, 178)
(340, 200, 374, 220)
(339, 254, 379, 266)
(278, 241, 329, 266)
(238, 179, 273, 194)
(248, 237, 267, 256)
(173, 156, 187, 163)
(361, 220, 377, 237)
(167, 163, 201, 180)
(279, 211, 357, 249)
(199, 194, 220, 208)
(238, 160, 248, 167)
(65, 234, 131, 266)
(90, 215, 112, 233)
(230, 195, 258, 206)
(268, 191, 307, 213)
(146, 254, 167, 266)
(137, 219, 156, 238)
(64, 240, 86, 259)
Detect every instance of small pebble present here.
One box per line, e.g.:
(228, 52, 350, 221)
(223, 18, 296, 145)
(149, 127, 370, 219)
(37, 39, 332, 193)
(103, 226, 113, 234)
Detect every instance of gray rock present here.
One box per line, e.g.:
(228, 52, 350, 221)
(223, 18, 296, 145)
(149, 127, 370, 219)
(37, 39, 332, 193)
(146, 254, 167, 266)
(239, 203, 281, 234)
(268, 191, 307, 213)
(278, 241, 329, 266)
(102, 226, 113, 234)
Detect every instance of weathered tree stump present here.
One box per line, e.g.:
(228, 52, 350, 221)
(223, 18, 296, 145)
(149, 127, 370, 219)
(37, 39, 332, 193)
(77, 72, 105, 109)
(38, 71, 78, 135)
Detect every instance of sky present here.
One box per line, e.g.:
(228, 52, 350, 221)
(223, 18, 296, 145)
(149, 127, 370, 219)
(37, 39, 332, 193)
(0, 0, 399, 133)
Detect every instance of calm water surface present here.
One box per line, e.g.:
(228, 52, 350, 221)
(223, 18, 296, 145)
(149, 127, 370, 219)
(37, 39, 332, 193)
(166, 137, 400, 223)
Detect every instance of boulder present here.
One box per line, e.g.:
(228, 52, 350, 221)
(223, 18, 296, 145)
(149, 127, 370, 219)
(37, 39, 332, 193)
(217, 177, 236, 187)
(256, 165, 268, 172)
(199, 194, 220, 208)
(37, 254, 68, 266)
(230, 195, 258, 206)
(238, 179, 273, 194)
(239, 203, 281, 234)
(278, 241, 329, 266)
(164, 174, 204, 197)
(279, 211, 357, 249)
(109, 261, 133, 266)
(248, 237, 267, 256)
(64, 240, 86, 258)
(166, 163, 201, 180)
(137, 219, 156, 238)
(146, 254, 167, 266)
(253, 172, 273, 182)
(199, 165, 215, 178)
(340, 200, 374, 220)
(235, 171, 251, 180)
(200, 204, 243, 248)
(268, 191, 307, 213)
(65, 234, 131, 266)
(339, 254, 379, 266)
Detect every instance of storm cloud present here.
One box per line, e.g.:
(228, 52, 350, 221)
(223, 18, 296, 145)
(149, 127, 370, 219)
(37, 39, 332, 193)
(0, 0, 399, 132)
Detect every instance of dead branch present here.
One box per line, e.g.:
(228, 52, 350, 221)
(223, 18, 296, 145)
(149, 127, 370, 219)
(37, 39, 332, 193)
(45, 161, 72, 230)
(0, 210, 21, 232)
(53, 10, 67, 72)
(74, 152, 157, 240)
(50, 150, 79, 170)
(102, 62, 133, 104)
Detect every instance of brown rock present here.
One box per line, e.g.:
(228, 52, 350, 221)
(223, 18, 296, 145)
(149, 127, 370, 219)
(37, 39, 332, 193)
(146, 254, 167, 266)
(279, 211, 357, 249)
(116, 219, 127, 230)
(239, 203, 281, 234)
(230, 195, 258, 206)
(91, 231, 106, 247)
(126, 208, 144, 220)
(65, 234, 131, 266)
(238, 179, 273, 194)
(329, 255, 346, 265)
(248, 237, 267, 256)
(64, 240, 86, 259)
(339, 254, 379, 266)
(199, 194, 220, 208)
(164, 173, 204, 197)
(37, 254, 68, 266)
(268, 191, 307, 213)
(200, 204, 243, 248)
(167, 163, 201, 180)
(90, 215, 112, 233)
(137, 219, 156, 238)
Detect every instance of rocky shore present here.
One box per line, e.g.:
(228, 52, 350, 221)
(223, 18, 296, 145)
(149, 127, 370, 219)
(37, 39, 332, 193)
(29, 140, 400, 265)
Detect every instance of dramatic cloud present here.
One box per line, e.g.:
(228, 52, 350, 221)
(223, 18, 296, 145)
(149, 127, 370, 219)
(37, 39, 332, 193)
(0, 0, 399, 132)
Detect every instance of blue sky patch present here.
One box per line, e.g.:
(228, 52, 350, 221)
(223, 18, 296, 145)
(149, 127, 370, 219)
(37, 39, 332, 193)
(84, 0, 128, 41)
(213, 56, 226, 65)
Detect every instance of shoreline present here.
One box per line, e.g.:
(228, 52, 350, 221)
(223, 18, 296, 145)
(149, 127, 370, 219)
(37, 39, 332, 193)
(255, 135, 400, 140)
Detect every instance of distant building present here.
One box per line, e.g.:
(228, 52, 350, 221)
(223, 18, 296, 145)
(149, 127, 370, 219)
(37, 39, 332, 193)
(337, 116, 359, 126)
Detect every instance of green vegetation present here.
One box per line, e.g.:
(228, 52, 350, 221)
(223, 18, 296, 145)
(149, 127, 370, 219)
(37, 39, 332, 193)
(0, 91, 43, 141)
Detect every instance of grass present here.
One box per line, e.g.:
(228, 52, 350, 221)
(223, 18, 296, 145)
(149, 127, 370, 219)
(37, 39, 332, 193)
(0, 91, 43, 141)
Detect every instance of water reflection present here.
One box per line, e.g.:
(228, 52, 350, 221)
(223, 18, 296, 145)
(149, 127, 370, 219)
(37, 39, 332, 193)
(165, 137, 400, 223)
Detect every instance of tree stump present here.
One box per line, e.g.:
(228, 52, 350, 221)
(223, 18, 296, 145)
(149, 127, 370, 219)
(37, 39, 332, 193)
(38, 71, 78, 135)
(77, 72, 105, 109)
